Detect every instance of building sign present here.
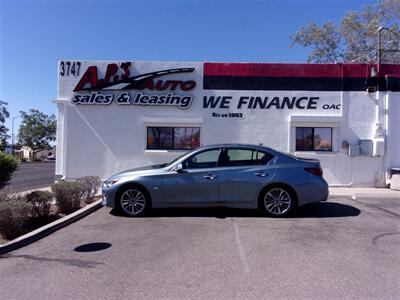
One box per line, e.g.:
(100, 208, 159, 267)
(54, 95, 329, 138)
(61, 61, 343, 115)
(70, 62, 196, 109)
(203, 95, 341, 110)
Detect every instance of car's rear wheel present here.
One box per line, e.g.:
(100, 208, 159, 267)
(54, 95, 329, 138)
(118, 186, 148, 217)
(261, 187, 296, 217)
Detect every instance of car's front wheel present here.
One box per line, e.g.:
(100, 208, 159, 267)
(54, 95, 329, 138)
(118, 186, 149, 217)
(260, 186, 296, 217)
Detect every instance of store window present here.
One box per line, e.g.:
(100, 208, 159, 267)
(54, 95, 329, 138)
(296, 127, 332, 151)
(147, 127, 200, 150)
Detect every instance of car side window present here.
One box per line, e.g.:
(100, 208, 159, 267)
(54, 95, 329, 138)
(183, 149, 221, 169)
(218, 148, 273, 167)
(227, 149, 253, 166)
(254, 151, 274, 165)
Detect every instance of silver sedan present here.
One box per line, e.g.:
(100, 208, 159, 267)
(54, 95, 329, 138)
(102, 144, 329, 217)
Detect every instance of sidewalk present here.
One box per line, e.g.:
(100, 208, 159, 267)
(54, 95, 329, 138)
(10, 186, 400, 199)
(11, 186, 51, 196)
(329, 187, 400, 198)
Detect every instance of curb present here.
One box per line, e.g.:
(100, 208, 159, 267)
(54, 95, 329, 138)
(329, 193, 400, 199)
(0, 199, 103, 255)
(328, 187, 400, 200)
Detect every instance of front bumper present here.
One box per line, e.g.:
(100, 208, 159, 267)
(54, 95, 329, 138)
(102, 186, 117, 208)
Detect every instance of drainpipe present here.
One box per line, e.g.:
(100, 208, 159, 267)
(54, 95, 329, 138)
(374, 27, 389, 186)
(330, 65, 354, 187)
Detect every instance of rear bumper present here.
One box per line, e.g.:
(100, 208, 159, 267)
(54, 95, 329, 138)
(319, 187, 329, 201)
(296, 178, 329, 206)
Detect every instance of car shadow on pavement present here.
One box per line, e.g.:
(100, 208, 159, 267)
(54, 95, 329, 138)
(294, 202, 361, 218)
(110, 202, 360, 219)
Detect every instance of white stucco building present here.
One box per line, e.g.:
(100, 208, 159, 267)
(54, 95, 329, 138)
(55, 61, 400, 187)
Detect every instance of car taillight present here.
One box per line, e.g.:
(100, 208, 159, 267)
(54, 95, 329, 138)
(304, 167, 323, 176)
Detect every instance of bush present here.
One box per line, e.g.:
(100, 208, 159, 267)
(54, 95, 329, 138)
(77, 176, 101, 204)
(52, 181, 83, 214)
(25, 191, 53, 218)
(0, 152, 19, 190)
(0, 190, 8, 202)
(0, 195, 32, 240)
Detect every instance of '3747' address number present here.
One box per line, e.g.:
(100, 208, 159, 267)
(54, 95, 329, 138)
(59, 61, 81, 77)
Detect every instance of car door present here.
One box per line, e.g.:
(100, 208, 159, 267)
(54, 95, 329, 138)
(162, 148, 221, 204)
(217, 147, 275, 203)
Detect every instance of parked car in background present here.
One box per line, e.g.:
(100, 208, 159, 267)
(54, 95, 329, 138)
(102, 144, 329, 217)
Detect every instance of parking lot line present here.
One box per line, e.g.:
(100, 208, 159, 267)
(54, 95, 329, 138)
(231, 218, 250, 273)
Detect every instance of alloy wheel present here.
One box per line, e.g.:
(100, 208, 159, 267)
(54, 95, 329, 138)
(120, 188, 146, 216)
(264, 188, 292, 216)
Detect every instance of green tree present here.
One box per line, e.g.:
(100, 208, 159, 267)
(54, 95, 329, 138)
(0, 101, 10, 146)
(17, 109, 56, 153)
(0, 152, 19, 190)
(291, 0, 400, 63)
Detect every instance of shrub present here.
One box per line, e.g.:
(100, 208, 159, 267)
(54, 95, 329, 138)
(52, 181, 83, 214)
(0, 190, 8, 202)
(0, 195, 32, 240)
(77, 176, 101, 204)
(20, 157, 27, 162)
(0, 152, 19, 190)
(25, 190, 53, 218)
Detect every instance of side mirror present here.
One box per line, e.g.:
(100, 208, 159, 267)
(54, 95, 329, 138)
(173, 163, 184, 173)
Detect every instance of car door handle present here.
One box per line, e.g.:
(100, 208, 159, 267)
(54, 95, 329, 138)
(255, 172, 268, 177)
(203, 174, 216, 180)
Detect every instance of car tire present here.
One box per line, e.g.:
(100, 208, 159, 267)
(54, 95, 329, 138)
(260, 186, 297, 217)
(117, 185, 149, 217)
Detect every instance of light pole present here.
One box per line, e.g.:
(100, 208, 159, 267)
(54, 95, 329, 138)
(377, 27, 400, 64)
(378, 27, 385, 64)
(11, 115, 20, 155)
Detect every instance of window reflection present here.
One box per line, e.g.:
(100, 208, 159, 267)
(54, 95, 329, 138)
(147, 127, 200, 150)
(314, 128, 332, 151)
(174, 127, 200, 150)
(296, 127, 332, 151)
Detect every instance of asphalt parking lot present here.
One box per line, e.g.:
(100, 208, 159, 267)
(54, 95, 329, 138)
(7, 162, 55, 193)
(0, 195, 399, 299)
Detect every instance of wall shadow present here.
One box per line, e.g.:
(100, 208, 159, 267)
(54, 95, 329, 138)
(0, 254, 104, 269)
(110, 201, 360, 219)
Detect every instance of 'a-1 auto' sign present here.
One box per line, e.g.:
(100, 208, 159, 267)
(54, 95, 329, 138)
(71, 62, 196, 109)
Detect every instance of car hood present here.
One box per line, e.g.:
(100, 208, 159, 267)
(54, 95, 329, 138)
(115, 164, 168, 177)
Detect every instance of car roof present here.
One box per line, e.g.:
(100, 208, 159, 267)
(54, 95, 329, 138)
(195, 144, 296, 162)
(199, 143, 277, 153)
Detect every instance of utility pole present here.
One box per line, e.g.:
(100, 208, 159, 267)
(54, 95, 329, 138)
(377, 27, 386, 65)
(11, 115, 20, 155)
(377, 26, 400, 64)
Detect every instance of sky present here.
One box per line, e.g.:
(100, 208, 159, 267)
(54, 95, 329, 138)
(0, 0, 376, 141)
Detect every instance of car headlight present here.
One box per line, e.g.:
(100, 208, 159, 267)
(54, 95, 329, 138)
(103, 179, 119, 188)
